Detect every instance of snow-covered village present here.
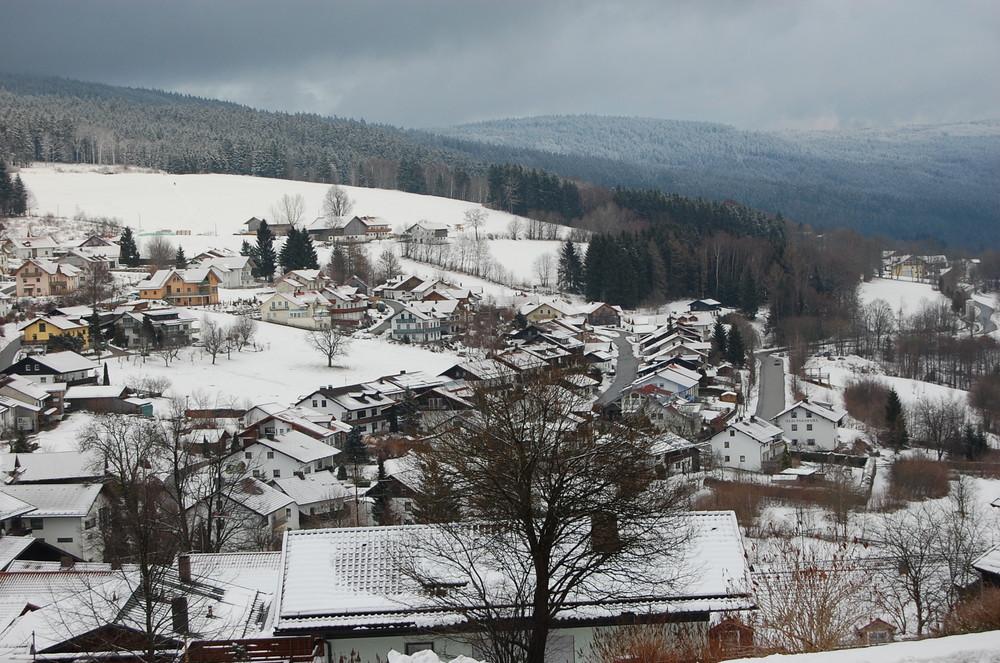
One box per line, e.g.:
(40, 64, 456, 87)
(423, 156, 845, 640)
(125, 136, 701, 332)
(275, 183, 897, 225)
(0, 162, 994, 663)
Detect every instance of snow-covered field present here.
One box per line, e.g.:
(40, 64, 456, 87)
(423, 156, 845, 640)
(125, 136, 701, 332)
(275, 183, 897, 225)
(17, 164, 567, 294)
(728, 630, 1000, 663)
(859, 277, 950, 317)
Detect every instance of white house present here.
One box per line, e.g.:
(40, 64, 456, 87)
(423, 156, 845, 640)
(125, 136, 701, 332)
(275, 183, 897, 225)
(627, 364, 701, 400)
(270, 511, 753, 662)
(202, 477, 300, 551)
(708, 416, 787, 472)
(0, 483, 105, 560)
(389, 303, 444, 344)
(772, 399, 848, 451)
(259, 291, 331, 329)
(273, 470, 351, 519)
(192, 255, 257, 288)
(236, 430, 342, 480)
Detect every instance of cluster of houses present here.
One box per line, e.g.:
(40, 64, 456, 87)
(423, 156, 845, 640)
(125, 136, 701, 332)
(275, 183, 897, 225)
(245, 215, 449, 246)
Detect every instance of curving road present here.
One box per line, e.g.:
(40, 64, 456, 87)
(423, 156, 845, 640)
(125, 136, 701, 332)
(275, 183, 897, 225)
(595, 331, 638, 407)
(975, 299, 996, 335)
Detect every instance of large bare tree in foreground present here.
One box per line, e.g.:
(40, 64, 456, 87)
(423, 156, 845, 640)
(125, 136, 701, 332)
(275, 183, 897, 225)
(412, 369, 690, 663)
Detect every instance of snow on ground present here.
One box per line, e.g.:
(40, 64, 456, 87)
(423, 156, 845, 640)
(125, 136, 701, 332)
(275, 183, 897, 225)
(19, 164, 529, 238)
(727, 630, 1000, 663)
(859, 277, 949, 317)
(110, 310, 459, 410)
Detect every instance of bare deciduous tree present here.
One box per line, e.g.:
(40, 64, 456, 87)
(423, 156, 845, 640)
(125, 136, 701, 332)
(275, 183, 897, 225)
(307, 325, 351, 367)
(144, 234, 175, 271)
(411, 370, 689, 663)
(227, 316, 257, 352)
(506, 217, 523, 240)
(751, 540, 873, 652)
(271, 193, 306, 227)
(199, 317, 229, 364)
(911, 394, 966, 459)
(322, 185, 354, 224)
(376, 247, 402, 284)
(532, 252, 554, 289)
(463, 208, 487, 241)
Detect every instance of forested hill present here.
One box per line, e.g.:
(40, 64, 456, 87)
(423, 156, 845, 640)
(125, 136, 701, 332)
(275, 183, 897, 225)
(0, 73, 487, 195)
(420, 115, 1000, 249)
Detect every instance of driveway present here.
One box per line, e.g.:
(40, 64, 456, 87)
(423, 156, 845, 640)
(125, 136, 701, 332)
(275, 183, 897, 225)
(368, 299, 405, 335)
(975, 299, 996, 335)
(0, 337, 21, 371)
(595, 331, 638, 407)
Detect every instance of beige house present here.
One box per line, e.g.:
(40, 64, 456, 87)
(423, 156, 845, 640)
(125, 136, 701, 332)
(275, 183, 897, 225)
(14, 259, 81, 297)
(259, 291, 331, 329)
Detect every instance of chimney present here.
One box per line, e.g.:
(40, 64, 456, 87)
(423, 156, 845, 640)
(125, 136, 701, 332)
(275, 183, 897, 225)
(590, 513, 621, 554)
(171, 596, 189, 634)
(749, 415, 756, 424)
(178, 553, 192, 583)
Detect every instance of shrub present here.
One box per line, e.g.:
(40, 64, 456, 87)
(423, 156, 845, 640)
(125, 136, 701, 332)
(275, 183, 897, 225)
(888, 457, 949, 501)
(941, 588, 1000, 635)
(843, 378, 890, 429)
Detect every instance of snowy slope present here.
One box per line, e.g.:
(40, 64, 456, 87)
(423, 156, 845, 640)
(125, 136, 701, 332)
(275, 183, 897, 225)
(727, 630, 1000, 663)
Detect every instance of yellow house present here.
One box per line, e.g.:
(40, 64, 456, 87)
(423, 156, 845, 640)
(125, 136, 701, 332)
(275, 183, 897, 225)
(138, 268, 221, 306)
(520, 300, 578, 324)
(19, 316, 89, 346)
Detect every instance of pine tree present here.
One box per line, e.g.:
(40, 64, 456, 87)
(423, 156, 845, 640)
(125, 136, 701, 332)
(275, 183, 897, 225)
(118, 227, 141, 267)
(10, 175, 28, 215)
(278, 226, 300, 274)
(726, 323, 746, 366)
(254, 220, 277, 280)
(343, 427, 369, 467)
(371, 457, 392, 526)
(557, 241, 584, 294)
(884, 388, 909, 449)
(174, 246, 187, 269)
(713, 320, 728, 357)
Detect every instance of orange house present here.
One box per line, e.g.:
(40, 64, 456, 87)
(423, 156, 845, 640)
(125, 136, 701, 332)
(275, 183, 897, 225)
(138, 268, 221, 306)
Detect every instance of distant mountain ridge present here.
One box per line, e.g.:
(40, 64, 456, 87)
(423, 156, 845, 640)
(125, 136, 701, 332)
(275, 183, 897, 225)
(422, 115, 1000, 248)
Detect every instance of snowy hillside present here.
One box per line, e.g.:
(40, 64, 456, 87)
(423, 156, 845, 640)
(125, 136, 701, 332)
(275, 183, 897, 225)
(17, 164, 569, 295)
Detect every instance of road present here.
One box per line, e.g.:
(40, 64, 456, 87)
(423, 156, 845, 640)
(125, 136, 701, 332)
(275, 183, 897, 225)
(974, 298, 996, 335)
(368, 299, 405, 334)
(595, 331, 638, 407)
(755, 350, 785, 421)
(0, 337, 21, 371)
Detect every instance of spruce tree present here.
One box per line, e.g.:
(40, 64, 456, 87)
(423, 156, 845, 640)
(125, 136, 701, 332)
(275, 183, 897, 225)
(278, 226, 300, 274)
(557, 241, 584, 294)
(884, 388, 909, 449)
(726, 324, 746, 366)
(118, 227, 141, 267)
(254, 219, 277, 280)
(174, 246, 187, 269)
(371, 457, 392, 526)
(712, 320, 728, 357)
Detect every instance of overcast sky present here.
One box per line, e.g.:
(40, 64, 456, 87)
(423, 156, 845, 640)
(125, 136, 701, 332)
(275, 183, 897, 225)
(3, 0, 998, 130)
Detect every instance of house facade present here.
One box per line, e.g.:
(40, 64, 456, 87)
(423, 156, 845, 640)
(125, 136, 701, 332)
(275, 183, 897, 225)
(389, 305, 443, 344)
(18, 316, 89, 347)
(708, 416, 786, 472)
(14, 259, 81, 297)
(772, 399, 847, 451)
(0, 483, 105, 560)
(259, 292, 331, 329)
(138, 268, 221, 306)
(3, 351, 99, 386)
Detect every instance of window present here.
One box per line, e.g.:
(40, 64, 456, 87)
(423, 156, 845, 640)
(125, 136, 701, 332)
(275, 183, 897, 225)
(724, 455, 730, 462)
(285, 507, 292, 518)
(39, 323, 46, 332)
(792, 439, 799, 445)
(85, 518, 96, 530)
(405, 644, 434, 655)
(312, 400, 318, 408)
(252, 469, 261, 478)
(267, 451, 275, 459)
(807, 439, 816, 446)
(29, 518, 43, 530)
(724, 441, 730, 448)
(729, 429, 735, 437)
(791, 424, 798, 431)
(57, 537, 73, 543)
(272, 469, 281, 478)
(244, 452, 252, 459)
(739, 455, 746, 463)
(791, 411, 797, 418)
(321, 399, 327, 407)
(806, 424, 813, 431)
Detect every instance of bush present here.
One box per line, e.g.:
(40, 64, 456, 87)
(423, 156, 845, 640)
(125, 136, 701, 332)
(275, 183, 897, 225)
(697, 480, 766, 530)
(843, 378, 890, 429)
(888, 457, 949, 501)
(942, 588, 1000, 635)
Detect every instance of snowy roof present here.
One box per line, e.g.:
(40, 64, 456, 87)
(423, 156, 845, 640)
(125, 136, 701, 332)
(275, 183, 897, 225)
(0, 492, 35, 521)
(973, 545, 1000, 577)
(226, 477, 296, 516)
(0, 450, 102, 483)
(774, 399, 848, 424)
(137, 268, 173, 289)
(186, 551, 283, 594)
(273, 511, 751, 633)
(649, 433, 700, 456)
(17, 316, 86, 332)
(723, 417, 784, 445)
(273, 471, 350, 507)
(65, 385, 129, 399)
(250, 430, 341, 464)
(0, 375, 51, 402)
(26, 351, 99, 374)
(0, 537, 38, 570)
(0, 483, 102, 517)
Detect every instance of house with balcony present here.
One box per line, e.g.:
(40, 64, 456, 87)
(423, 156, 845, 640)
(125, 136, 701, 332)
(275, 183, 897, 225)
(388, 303, 443, 344)
(324, 285, 369, 326)
(295, 385, 396, 437)
(3, 236, 60, 262)
(137, 267, 221, 306)
(119, 306, 197, 348)
(13, 259, 81, 297)
(259, 291, 332, 329)
(191, 253, 258, 288)
(274, 269, 329, 294)
(340, 216, 393, 241)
